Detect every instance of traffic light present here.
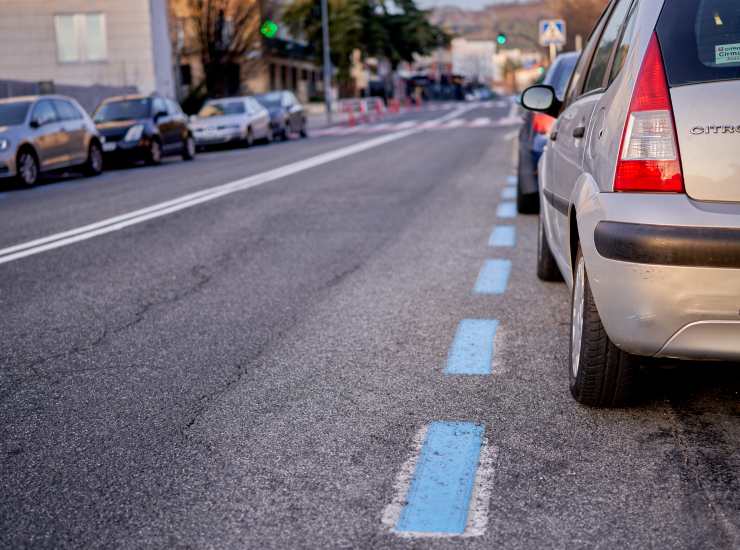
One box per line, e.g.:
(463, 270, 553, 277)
(496, 33, 507, 46)
(260, 19, 279, 39)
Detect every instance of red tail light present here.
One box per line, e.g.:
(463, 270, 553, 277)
(532, 113, 554, 135)
(614, 34, 684, 193)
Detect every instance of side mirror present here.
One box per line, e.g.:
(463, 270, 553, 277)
(29, 119, 41, 129)
(520, 85, 561, 117)
(154, 110, 167, 121)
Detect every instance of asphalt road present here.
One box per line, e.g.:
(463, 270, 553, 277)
(1, 102, 738, 549)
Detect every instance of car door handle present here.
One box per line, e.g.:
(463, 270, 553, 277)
(550, 130, 558, 141)
(573, 126, 586, 139)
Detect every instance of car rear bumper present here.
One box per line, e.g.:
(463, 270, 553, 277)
(576, 190, 740, 360)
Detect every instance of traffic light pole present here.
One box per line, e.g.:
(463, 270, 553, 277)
(321, 0, 332, 124)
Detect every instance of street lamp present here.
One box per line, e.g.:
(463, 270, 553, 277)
(321, 0, 332, 124)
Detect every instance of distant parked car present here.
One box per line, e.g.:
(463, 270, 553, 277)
(191, 96, 272, 149)
(254, 91, 307, 140)
(516, 52, 579, 213)
(93, 95, 195, 165)
(0, 95, 103, 186)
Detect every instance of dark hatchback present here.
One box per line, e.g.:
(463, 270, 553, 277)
(93, 95, 196, 165)
(254, 91, 307, 140)
(516, 52, 578, 213)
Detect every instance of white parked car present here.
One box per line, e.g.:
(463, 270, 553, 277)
(191, 96, 272, 149)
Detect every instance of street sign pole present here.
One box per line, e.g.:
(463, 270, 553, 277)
(321, 0, 332, 125)
(549, 43, 557, 64)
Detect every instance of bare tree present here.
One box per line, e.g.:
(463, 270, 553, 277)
(188, 0, 261, 98)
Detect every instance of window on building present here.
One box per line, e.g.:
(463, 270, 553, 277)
(54, 13, 107, 63)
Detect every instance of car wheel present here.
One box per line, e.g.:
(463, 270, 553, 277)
(182, 135, 196, 160)
(243, 127, 254, 148)
(16, 148, 39, 186)
(84, 141, 103, 177)
(516, 170, 539, 214)
(537, 209, 562, 281)
(569, 247, 638, 407)
(147, 139, 162, 165)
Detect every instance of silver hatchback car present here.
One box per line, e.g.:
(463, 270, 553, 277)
(0, 95, 103, 186)
(521, 0, 740, 406)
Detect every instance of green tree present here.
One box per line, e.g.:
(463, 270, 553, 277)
(283, 0, 448, 88)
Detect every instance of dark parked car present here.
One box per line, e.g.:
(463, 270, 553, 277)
(0, 95, 103, 187)
(516, 52, 579, 213)
(93, 95, 195, 165)
(254, 91, 307, 140)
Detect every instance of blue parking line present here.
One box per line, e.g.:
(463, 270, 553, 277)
(501, 187, 516, 200)
(445, 319, 499, 375)
(489, 226, 516, 247)
(496, 202, 517, 218)
(395, 421, 484, 535)
(474, 259, 511, 294)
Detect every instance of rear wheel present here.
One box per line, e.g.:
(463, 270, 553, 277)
(83, 141, 103, 177)
(537, 209, 562, 281)
(182, 135, 196, 160)
(243, 127, 254, 148)
(147, 139, 162, 165)
(569, 247, 638, 407)
(16, 148, 39, 186)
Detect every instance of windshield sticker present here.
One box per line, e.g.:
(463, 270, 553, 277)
(715, 43, 740, 65)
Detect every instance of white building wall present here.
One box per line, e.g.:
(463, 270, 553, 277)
(0, 0, 172, 96)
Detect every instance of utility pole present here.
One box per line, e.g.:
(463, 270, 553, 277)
(321, 0, 332, 124)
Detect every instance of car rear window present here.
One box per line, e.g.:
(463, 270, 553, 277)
(545, 55, 578, 99)
(658, 0, 740, 86)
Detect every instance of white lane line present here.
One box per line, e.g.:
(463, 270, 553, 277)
(443, 118, 466, 128)
(470, 117, 491, 127)
(0, 105, 476, 265)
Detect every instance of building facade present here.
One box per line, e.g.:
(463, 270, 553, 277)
(170, 0, 322, 106)
(0, 0, 176, 108)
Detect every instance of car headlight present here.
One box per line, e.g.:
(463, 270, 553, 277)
(124, 124, 144, 142)
(0, 139, 9, 151)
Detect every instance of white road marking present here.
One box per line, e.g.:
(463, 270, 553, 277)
(442, 118, 466, 128)
(0, 105, 475, 265)
(470, 117, 492, 127)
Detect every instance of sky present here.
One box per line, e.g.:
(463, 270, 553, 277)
(417, 0, 530, 10)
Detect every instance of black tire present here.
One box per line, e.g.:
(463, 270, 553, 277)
(83, 141, 103, 177)
(516, 172, 539, 214)
(16, 147, 39, 186)
(243, 127, 254, 148)
(182, 135, 196, 160)
(569, 247, 638, 407)
(537, 210, 563, 281)
(147, 139, 162, 165)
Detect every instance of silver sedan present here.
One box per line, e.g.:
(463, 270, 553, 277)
(190, 96, 272, 149)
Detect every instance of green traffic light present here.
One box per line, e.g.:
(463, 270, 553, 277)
(497, 33, 507, 46)
(260, 19, 279, 39)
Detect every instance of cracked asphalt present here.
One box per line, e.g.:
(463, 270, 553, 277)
(1, 104, 738, 549)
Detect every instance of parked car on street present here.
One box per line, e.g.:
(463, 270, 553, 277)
(516, 52, 578, 213)
(521, 0, 740, 407)
(93, 95, 195, 165)
(191, 96, 272, 149)
(0, 95, 103, 186)
(254, 91, 307, 140)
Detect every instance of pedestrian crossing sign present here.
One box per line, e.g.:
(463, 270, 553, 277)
(539, 19, 566, 47)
